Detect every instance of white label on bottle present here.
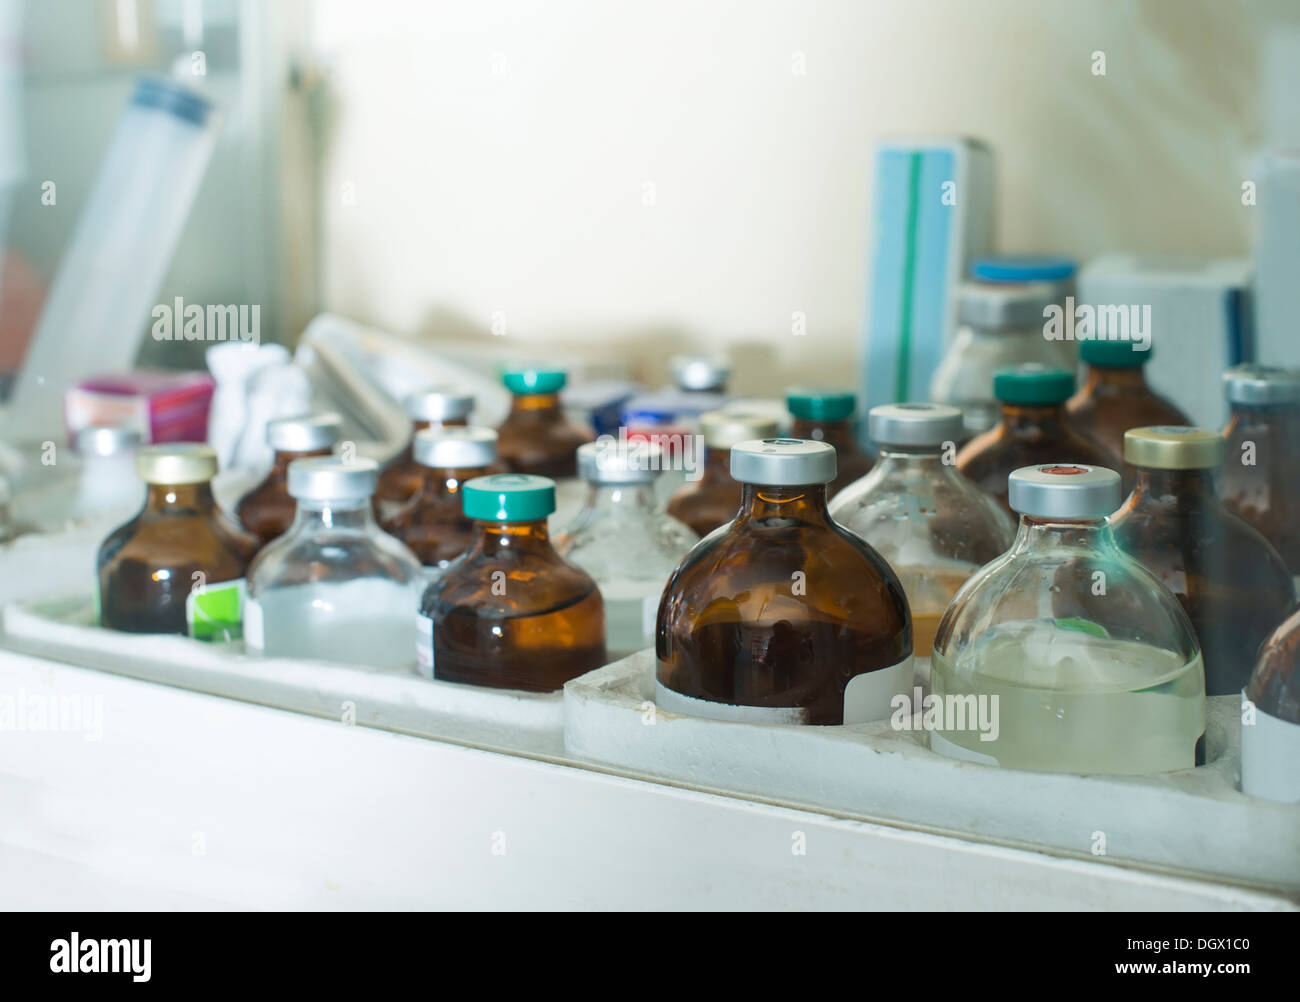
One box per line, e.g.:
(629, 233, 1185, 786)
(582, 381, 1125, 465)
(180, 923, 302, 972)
(416, 612, 434, 679)
(1241, 696, 1300, 802)
(243, 597, 264, 653)
(842, 657, 914, 724)
(653, 681, 807, 725)
(641, 595, 659, 647)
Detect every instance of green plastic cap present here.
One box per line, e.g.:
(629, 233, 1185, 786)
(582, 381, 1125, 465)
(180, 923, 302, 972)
(1080, 338, 1152, 369)
(462, 473, 556, 522)
(993, 364, 1075, 405)
(786, 388, 856, 422)
(502, 366, 567, 395)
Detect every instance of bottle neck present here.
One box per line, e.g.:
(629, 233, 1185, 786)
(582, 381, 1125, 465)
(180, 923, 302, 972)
(1226, 402, 1300, 440)
(1128, 467, 1217, 510)
(508, 392, 562, 417)
(470, 518, 557, 558)
(700, 445, 734, 482)
(872, 447, 951, 477)
(290, 497, 377, 532)
(790, 417, 860, 452)
(144, 482, 217, 515)
(1081, 365, 1149, 395)
(1011, 515, 1116, 554)
(268, 447, 333, 481)
(420, 465, 488, 499)
(1000, 402, 1069, 437)
(735, 483, 831, 524)
(412, 416, 469, 434)
(581, 480, 661, 515)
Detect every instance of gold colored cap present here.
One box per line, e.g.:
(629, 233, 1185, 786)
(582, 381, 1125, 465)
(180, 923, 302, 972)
(136, 443, 218, 484)
(699, 410, 779, 449)
(1123, 426, 1224, 470)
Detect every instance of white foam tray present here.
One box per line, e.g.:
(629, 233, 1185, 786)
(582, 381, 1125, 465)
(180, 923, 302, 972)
(3, 594, 565, 757)
(564, 651, 1300, 895)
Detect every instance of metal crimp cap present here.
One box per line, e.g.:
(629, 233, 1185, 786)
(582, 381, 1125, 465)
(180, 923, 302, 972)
(868, 403, 964, 449)
(730, 438, 837, 485)
(1123, 426, 1223, 470)
(136, 443, 218, 485)
(288, 457, 379, 501)
(578, 440, 664, 484)
(413, 426, 497, 470)
(699, 410, 779, 449)
(1222, 364, 1300, 406)
(671, 355, 731, 391)
(266, 412, 342, 452)
(405, 387, 475, 422)
(1007, 463, 1121, 520)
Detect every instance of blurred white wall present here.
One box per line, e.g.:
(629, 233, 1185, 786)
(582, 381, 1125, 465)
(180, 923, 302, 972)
(313, 0, 1300, 392)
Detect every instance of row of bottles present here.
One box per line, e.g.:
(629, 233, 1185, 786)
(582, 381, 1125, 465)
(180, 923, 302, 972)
(92, 364, 1299, 799)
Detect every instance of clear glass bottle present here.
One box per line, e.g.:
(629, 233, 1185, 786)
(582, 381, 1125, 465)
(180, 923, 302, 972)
(245, 457, 423, 669)
(785, 389, 873, 496)
(1066, 339, 1190, 486)
(375, 388, 474, 512)
(98, 444, 257, 637)
(495, 366, 593, 479)
(72, 425, 144, 522)
(931, 463, 1206, 774)
(1110, 427, 1294, 696)
(381, 426, 497, 570)
(931, 280, 1076, 439)
(236, 413, 341, 549)
(657, 439, 913, 725)
(419, 474, 606, 690)
(830, 404, 1014, 666)
(556, 441, 698, 659)
(956, 364, 1119, 516)
(1219, 365, 1300, 588)
(666, 410, 779, 537)
(1242, 609, 1300, 801)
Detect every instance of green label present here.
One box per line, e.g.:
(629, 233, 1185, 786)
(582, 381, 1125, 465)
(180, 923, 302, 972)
(186, 578, 245, 643)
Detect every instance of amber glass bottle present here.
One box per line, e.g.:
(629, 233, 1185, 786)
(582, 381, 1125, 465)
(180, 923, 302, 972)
(1219, 365, 1300, 585)
(495, 367, 592, 478)
(419, 474, 606, 690)
(1066, 339, 1189, 485)
(382, 426, 496, 569)
(657, 439, 912, 725)
(785, 388, 873, 496)
(236, 413, 341, 549)
(667, 410, 778, 536)
(957, 364, 1118, 516)
(375, 388, 474, 511)
(98, 444, 257, 635)
(1111, 427, 1294, 696)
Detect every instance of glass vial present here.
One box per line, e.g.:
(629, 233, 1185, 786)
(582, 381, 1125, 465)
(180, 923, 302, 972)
(496, 366, 593, 478)
(381, 426, 497, 570)
(1242, 609, 1300, 801)
(557, 441, 698, 659)
(931, 463, 1205, 775)
(375, 387, 474, 512)
(236, 412, 341, 549)
(1110, 426, 1294, 696)
(72, 425, 144, 522)
(419, 474, 606, 690)
(98, 444, 256, 636)
(657, 438, 913, 725)
(666, 410, 779, 537)
(245, 457, 424, 669)
(785, 388, 873, 496)
(830, 403, 1014, 665)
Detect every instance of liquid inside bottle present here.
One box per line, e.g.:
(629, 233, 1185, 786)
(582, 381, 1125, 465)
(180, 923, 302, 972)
(1066, 338, 1189, 488)
(1110, 426, 1294, 696)
(375, 388, 474, 514)
(246, 457, 424, 669)
(381, 426, 496, 570)
(666, 410, 778, 537)
(785, 388, 873, 496)
(1219, 365, 1300, 590)
(829, 403, 1014, 665)
(98, 443, 257, 637)
(236, 412, 341, 549)
(956, 364, 1119, 516)
(930, 463, 1206, 775)
(556, 440, 698, 659)
(495, 366, 593, 478)
(657, 438, 913, 725)
(420, 473, 606, 691)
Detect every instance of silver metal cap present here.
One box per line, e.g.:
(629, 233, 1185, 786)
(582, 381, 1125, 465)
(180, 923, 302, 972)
(404, 387, 475, 422)
(868, 403, 964, 449)
(578, 440, 663, 484)
(288, 457, 379, 501)
(266, 412, 342, 452)
(671, 355, 731, 391)
(1007, 464, 1121, 520)
(1223, 364, 1300, 406)
(957, 280, 1058, 330)
(730, 438, 836, 485)
(413, 426, 497, 470)
(75, 425, 142, 458)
